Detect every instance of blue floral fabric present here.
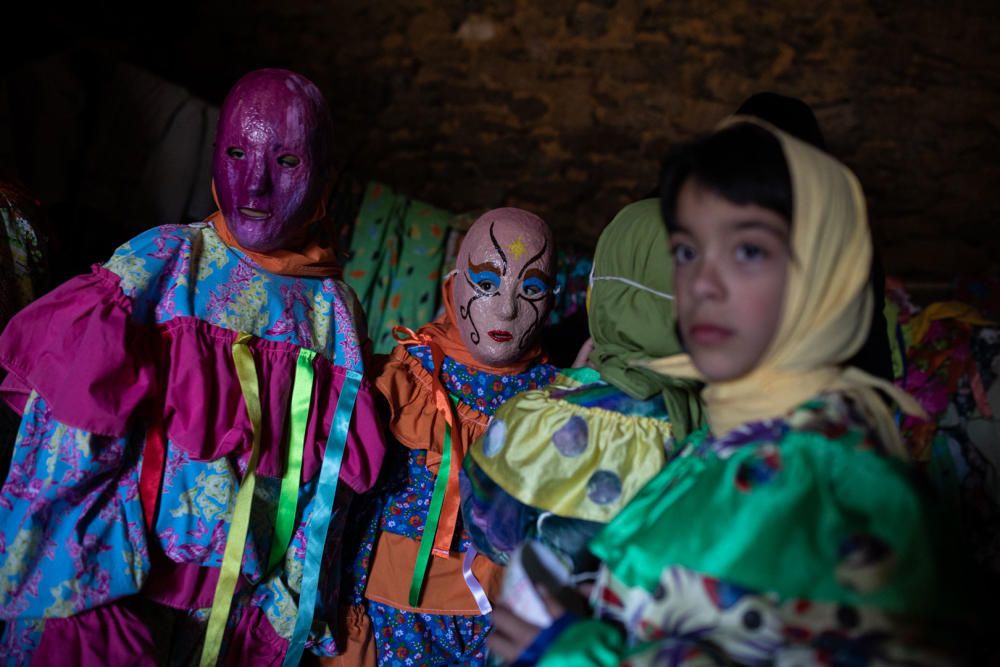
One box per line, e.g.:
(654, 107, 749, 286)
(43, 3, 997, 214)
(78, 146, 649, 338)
(407, 345, 558, 416)
(351, 350, 557, 665)
(106, 223, 363, 367)
(367, 600, 490, 667)
(0, 392, 147, 619)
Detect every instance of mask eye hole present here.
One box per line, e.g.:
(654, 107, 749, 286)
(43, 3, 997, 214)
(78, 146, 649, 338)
(522, 278, 547, 297)
(226, 147, 246, 159)
(468, 269, 502, 295)
(277, 154, 301, 168)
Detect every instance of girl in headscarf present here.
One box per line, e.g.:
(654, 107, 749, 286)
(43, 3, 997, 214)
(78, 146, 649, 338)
(490, 120, 966, 666)
(459, 199, 701, 579)
(735, 91, 896, 385)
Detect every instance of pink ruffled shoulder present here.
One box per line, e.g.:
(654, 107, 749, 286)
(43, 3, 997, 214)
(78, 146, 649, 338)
(0, 265, 385, 493)
(0, 266, 155, 436)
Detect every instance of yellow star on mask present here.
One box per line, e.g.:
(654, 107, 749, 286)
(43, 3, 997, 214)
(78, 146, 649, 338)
(509, 236, 526, 260)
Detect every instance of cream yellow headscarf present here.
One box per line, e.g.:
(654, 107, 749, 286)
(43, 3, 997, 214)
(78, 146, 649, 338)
(642, 117, 925, 457)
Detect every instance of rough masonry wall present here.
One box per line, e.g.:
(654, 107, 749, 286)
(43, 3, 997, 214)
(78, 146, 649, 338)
(124, 1, 1000, 279)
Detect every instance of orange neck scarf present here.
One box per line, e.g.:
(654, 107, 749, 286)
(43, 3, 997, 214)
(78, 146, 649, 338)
(208, 182, 341, 279)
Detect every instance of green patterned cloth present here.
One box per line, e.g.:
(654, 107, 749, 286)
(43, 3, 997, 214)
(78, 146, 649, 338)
(0, 183, 48, 330)
(343, 182, 453, 353)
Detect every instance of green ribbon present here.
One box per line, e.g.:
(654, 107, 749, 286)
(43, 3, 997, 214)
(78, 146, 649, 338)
(200, 333, 263, 667)
(407, 394, 458, 607)
(268, 348, 316, 572)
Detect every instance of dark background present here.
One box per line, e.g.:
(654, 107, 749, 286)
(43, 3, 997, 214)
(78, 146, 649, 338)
(3, 0, 998, 285)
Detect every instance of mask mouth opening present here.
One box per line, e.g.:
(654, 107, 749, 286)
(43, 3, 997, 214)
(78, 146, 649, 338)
(238, 207, 271, 220)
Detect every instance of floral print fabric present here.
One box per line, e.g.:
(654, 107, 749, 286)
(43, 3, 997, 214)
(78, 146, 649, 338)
(0, 223, 379, 663)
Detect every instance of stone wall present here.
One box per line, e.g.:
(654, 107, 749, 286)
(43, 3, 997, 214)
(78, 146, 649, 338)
(39, 1, 1000, 280)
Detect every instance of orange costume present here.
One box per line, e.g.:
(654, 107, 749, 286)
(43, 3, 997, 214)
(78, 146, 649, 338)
(330, 273, 558, 666)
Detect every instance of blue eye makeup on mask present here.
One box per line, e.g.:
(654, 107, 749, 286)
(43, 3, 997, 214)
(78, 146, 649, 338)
(468, 269, 502, 293)
(522, 276, 548, 297)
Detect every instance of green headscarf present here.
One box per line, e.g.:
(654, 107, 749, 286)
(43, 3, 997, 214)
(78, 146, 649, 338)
(587, 199, 703, 440)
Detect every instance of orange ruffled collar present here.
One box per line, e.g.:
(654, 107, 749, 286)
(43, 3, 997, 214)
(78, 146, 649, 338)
(374, 274, 549, 560)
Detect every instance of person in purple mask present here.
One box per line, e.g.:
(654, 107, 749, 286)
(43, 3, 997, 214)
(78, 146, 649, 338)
(0, 69, 387, 666)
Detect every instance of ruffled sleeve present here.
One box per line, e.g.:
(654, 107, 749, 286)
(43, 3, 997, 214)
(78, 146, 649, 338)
(591, 413, 960, 617)
(0, 265, 157, 436)
(467, 389, 670, 524)
(374, 345, 487, 471)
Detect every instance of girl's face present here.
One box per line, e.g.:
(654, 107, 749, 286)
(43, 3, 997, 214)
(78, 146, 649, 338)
(671, 178, 791, 382)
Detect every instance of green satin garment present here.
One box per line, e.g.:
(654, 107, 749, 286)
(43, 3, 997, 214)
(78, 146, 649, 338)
(537, 395, 965, 666)
(591, 418, 957, 616)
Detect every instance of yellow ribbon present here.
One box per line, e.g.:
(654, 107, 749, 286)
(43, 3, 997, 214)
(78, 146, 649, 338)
(199, 333, 264, 666)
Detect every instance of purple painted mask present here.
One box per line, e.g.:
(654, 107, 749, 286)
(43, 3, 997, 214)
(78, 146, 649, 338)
(212, 69, 333, 252)
(452, 208, 556, 367)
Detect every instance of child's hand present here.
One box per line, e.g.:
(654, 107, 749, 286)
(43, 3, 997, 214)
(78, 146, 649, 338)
(488, 601, 544, 662)
(488, 586, 568, 662)
(572, 337, 595, 368)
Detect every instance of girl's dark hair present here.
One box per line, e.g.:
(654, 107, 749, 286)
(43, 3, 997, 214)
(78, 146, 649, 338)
(736, 92, 827, 151)
(659, 123, 792, 232)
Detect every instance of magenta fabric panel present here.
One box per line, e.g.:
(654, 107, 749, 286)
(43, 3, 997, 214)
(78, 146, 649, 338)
(222, 605, 288, 666)
(0, 371, 30, 414)
(140, 547, 227, 610)
(312, 373, 386, 494)
(158, 316, 284, 471)
(0, 266, 156, 437)
(159, 316, 386, 487)
(32, 602, 157, 667)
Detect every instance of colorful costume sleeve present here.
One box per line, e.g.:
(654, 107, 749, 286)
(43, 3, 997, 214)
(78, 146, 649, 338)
(461, 374, 671, 570)
(537, 395, 964, 665)
(0, 223, 387, 664)
(0, 268, 157, 432)
(0, 181, 49, 331)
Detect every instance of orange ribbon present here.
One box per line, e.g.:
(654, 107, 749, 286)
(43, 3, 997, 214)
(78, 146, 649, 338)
(393, 325, 464, 559)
